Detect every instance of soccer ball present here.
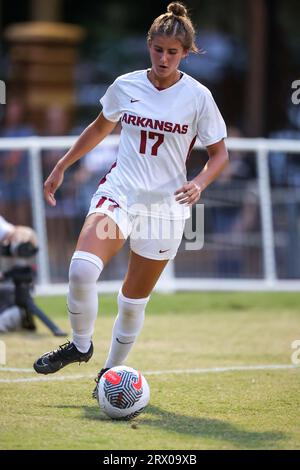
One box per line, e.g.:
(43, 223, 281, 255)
(97, 365, 150, 420)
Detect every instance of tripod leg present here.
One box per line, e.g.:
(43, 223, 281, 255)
(25, 298, 67, 337)
(22, 307, 36, 331)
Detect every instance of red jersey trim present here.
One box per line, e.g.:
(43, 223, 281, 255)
(185, 135, 197, 163)
(98, 161, 117, 186)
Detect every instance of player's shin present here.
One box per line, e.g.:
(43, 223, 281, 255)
(104, 289, 150, 368)
(67, 251, 103, 352)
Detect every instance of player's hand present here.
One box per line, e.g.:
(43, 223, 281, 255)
(174, 180, 202, 206)
(44, 166, 64, 207)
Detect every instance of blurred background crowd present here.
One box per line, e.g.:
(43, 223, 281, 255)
(0, 0, 300, 282)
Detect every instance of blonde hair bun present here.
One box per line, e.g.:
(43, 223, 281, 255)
(167, 2, 188, 17)
(148, 2, 198, 53)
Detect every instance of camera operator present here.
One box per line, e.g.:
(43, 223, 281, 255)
(0, 215, 37, 332)
(0, 215, 37, 252)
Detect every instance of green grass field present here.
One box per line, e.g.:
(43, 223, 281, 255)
(0, 291, 299, 450)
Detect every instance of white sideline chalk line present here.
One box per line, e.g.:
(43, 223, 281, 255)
(0, 364, 298, 383)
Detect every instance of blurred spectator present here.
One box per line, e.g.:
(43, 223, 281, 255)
(206, 126, 259, 276)
(269, 128, 300, 187)
(181, 30, 246, 83)
(42, 105, 73, 177)
(0, 99, 35, 225)
(269, 126, 300, 278)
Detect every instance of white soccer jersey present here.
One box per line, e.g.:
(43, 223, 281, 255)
(98, 70, 227, 219)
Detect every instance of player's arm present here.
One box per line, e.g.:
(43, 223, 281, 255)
(175, 139, 229, 206)
(195, 139, 229, 191)
(44, 112, 118, 206)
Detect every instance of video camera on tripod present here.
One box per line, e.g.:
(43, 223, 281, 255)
(0, 241, 67, 336)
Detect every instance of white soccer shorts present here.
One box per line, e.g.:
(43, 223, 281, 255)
(87, 193, 185, 260)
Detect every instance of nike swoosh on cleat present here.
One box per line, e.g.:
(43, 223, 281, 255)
(130, 99, 140, 103)
(116, 337, 134, 345)
(37, 361, 48, 368)
(41, 357, 61, 368)
(159, 249, 170, 253)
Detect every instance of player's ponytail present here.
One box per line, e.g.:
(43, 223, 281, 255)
(147, 2, 198, 53)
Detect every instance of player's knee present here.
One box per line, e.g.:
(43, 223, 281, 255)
(69, 260, 89, 285)
(69, 251, 104, 286)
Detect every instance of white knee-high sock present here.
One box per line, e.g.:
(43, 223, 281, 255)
(104, 289, 150, 368)
(67, 251, 104, 353)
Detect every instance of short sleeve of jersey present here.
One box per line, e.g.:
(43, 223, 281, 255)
(100, 80, 122, 122)
(197, 89, 227, 147)
(0, 215, 14, 242)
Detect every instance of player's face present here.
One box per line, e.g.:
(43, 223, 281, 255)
(148, 36, 187, 79)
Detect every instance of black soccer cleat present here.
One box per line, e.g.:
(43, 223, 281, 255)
(92, 367, 110, 400)
(33, 341, 93, 375)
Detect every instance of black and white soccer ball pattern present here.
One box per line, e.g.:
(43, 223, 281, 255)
(98, 366, 150, 420)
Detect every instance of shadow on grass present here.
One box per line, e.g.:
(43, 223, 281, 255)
(55, 403, 286, 449)
(142, 405, 286, 449)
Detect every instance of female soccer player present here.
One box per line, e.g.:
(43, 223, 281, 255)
(34, 2, 229, 396)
